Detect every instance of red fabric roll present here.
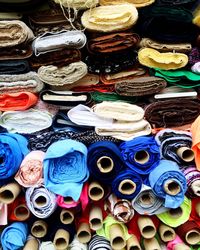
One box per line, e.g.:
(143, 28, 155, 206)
(176, 221, 200, 244)
(189, 197, 200, 227)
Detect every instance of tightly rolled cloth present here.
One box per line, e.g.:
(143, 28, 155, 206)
(132, 185, 168, 215)
(1, 222, 28, 250)
(89, 235, 112, 250)
(87, 141, 124, 183)
(149, 160, 187, 208)
(0, 109, 53, 134)
(25, 185, 57, 219)
(44, 139, 89, 201)
(99, 0, 155, 7)
(0, 60, 30, 75)
(191, 115, 200, 170)
(0, 133, 29, 184)
(15, 151, 44, 188)
(52, 0, 98, 9)
(120, 136, 160, 175)
(81, 4, 138, 32)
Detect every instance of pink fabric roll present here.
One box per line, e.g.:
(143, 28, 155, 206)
(167, 235, 184, 250)
(15, 151, 45, 188)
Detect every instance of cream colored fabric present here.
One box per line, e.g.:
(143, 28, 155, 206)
(99, 0, 155, 8)
(138, 48, 188, 70)
(53, 0, 99, 9)
(81, 4, 138, 32)
(193, 5, 200, 27)
(38, 61, 88, 86)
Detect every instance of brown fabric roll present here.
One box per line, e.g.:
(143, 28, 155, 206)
(115, 76, 167, 96)
(0, 44, 33, 60)
(87, 32, 140, 54)
(145, 98, 200, 128)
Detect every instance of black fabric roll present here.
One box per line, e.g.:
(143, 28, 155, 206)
(0, 60, 30, 74)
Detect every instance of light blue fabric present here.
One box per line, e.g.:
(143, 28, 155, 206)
(1, 222, 28, 250)
(44, 139, 89, 201)
(149, 160, 187, 209)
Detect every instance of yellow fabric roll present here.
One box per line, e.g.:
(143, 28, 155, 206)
(193, 5, 200, 27)
(99, 0, 155, 8)
(138, 48, 188, 70)
(53, 0, 99, 9)
(81, 4, 138, 32)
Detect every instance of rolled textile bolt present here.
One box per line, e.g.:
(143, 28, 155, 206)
(174, 243, 190, 250)
(0, 182, 21, 204)
(89, 206, 103, 231)
(176, 147, 194, 163)
(23, 238, 39, 250)
(134, 150, 150, 164)
(191, 180, 200, 196)
(168, 207, 183, 218)
(88, 181, 104, 201)
(77, 222, 91, 244)
(31, 220, 48, 238)
(195, 202, 200, 216)
(164, 180, 181, 196)
(53, 229, 70, 250)
(109, 224, 126, 250)
(137, 216, 156, 239)
(97, 156, 114, 173)
(60, 209, 74, 225)
(14, 204, 30, 221)
(185, 229, 200, 245)
(127, 234, 141, 250)
(143, 238, 161, 250)
(159, 224, 176, 242)
(118, 180, 136, 196)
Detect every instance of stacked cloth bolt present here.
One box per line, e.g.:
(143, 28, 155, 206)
(1, 0, 200, 250)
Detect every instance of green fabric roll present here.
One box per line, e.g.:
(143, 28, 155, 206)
(91, 92, 137, 103)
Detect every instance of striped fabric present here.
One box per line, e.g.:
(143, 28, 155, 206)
(88, 235, 112, 250)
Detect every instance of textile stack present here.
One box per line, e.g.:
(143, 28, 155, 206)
(1, 0, 200, 249)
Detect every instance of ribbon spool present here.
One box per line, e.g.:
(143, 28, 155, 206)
(134, 150, 150, 164)
(109, 224, 126, 250)
(31, 220, 48, 238)
(164, 180, 181, 196)
(0, 182, 21, 204)
(185, 229, 200, 245)
(127, 235, 141, 250)
(14, 204, 30, 221)
(89, 206, 103, 231)
(88, 181, 104, 201)
(53, 229, 70, 250)
(77, 222, 91, 244)
(143, 238, 161, 250)
(176, 147, 194, 163)
(137, 216, 156, 239)
(97, 156, 114, 173)
(23, 238, 39, 250)
(159, 224, 176, 242)
(118, 180, 136, 196)
(60, 209, 74, 225)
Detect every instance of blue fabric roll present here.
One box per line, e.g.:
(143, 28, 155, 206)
(87, 141, 124, 183)
(44, 139, 89, 201)
(149, 160, 187, 209)
(112, 169, 142, 199)
(120, 136, 160, 175)
(0, 133, 29, 184)
(1, 222, 28, 250)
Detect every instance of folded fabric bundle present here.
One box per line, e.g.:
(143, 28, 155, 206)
(38, 61, 87, 86)
(81, 4, 138, 32)
(192, 115, 200, 170)
(145, 99, 200, 128)
(99, 0, 155, 7)
(69, 236, 87, 250)
(0, 109, 53, 134)
(0, 72, 44, 94)
(0, 44, 33, 60)
(0, 92, 38, 111)
(149, 160, 187, 208)
(183, 166, 200, 198)
(132, 185, 167, 215)
(87, 141, 124, 183)
(32, 31, 86, 56)
(139, 38, 192, 53)
(25, 185, 57, 219)
(0, 133, 29, 184)
(112, 169, 142, 199)
(52, 0, 99, 9)
(0, 60, 30, 75)
(72, 83, 115, 93)
(29, 49, 81, 70)
(44, 139, 89, 200)
(138, 48, 188, 70)
(120, 136, 160, 175)
(87, 32, 140, 54)
(157, 196, 191, 227)
(1, 222, 28, 250)
(91, 92, 137, 104)
(156, 0, 196, 6)
(115, 76, 167, 97)
(177, 221, 200, 245)
(191, 62, 200, 74)
(89, 235, 112, 250)
(15, 151, 44, 188)
(155, 129, 193, 164)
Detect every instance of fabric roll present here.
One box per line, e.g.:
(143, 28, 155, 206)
(72, 83, 115, 93)
(132, 184, 167, 215)
(81, 4, 138, 32)
(52, 0, 99, 9)
(192, 115, 200, 170)
(0, 60, 30, 75)
(39, 241, 55, 250)
(99, 0, 155, 7)
(167, 235, 189, 250)
(69, 236, 87, 250)
(0, 92, 38, 111)
(183, 166, 200, 198)
(87, 33, 140, 54)
(0, 72, 44, 94)
(155, 129, 193, 165)
(149, 160, 187, 208)
(91, 92, 137, 104)
(8, 196, 30, 222)
(157, 196, 191, 227)
(87, 141, 124, 183)
(44, 139, 89, 200)
(120, 136, 160, 175)
(115, 76, 167, 97)
(15, 151, 44, 188)
(89, 235, 112, 250)
(145, 99, 200, 128)
(0, 133, 29, 184)
(157, 0, 196, 6)
(0, 44, 33, 60)
(190, 197, 200, 226)
(188, 47, 200, 65)
(0, 109, 53, 134)
(177, 221, 200, 245)
(25, 185, 57, 219)
(1, 222, 28, 250)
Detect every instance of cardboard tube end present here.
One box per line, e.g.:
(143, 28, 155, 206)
(177, 147, 194, 162)
(97, 156, 114, 173)
(143, 238, 161, 250)
(60, 209, 74, 224)
(186, 230, 200, 245)
(109, 224, 126, 250)
(31, 221, 48, 238)
(138, 217, 156, 239)
(159, 224, 176, 242)
(77, 223, 91, 244)
(88, 182, 104, 201)
(168, 207, 183, 218)
(164, 180, 181, 196)
(118, 180, 136, 195)
(53, 229, 70, 250)
(35, 196, 47, 207)
(23, 238, 39, 250)
(134, 150, 149, 164)
(127, 235, 141, 250)
(0, 183, 21, 204)
(14, 205, 30, 221)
